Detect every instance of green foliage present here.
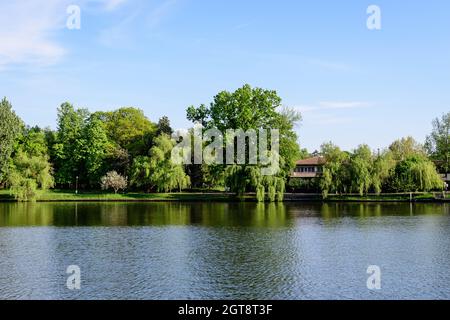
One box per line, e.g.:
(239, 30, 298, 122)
(1, 90, 446, 199)
(0, 98, 24, 183)
(389, 136, 425, 161)
(319, 138, 443, 196)
(9, 175, 37, 202)
(371, 152, 395, 194)
(8, 150, 54, 201)
(276, 177, 285, 202)
(287, 177, 320, 192)
(389, 155, 443, 192)
(425, 112, 450, 172)
(53, 102, 89, 185)
(157, 116, 173, 136)
(267, 185, 276, 202)
(319, 142, 349, 197)
(94, 107, 157, 157)
(130, 134, 190, 192)
(19, 126, 49, 157)
(256, 184, 265, 202)
(350, 144, 373, 196)
(186, 84, 301, 199)
(84, 117, 112, 186)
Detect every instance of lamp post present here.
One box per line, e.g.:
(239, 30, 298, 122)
(75, 176, 79, 194)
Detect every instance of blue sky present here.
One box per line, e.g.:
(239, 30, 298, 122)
(0, 0, 449, 151)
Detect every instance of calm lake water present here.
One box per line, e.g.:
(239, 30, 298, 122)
(0, 201, 449, 300)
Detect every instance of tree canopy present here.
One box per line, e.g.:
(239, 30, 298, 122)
(0, 98, 23, 183)
(425, 112, 450, 172)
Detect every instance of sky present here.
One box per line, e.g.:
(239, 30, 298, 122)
(0, 0, 449, 152)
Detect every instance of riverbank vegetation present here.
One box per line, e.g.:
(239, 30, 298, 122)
(1, 85, 449, 202)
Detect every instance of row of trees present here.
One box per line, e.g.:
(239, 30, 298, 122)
(1, 84, 449, 201)
(318, 137, 444, 198)
(0, 85, 302, 201)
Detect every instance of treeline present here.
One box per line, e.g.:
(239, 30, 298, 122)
(289, 113, 450, 196)
(0, 84, 449, 201)
(0, 85, 302, 201)
(308, 138, 444, 198)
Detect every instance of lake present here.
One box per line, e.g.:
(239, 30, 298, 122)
(0, 201, 449, 300)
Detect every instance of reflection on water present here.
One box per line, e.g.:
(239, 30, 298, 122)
(0, 202, 449, 299)
(1, 202, 448, 227)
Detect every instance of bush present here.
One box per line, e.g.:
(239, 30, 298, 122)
(9, 174, 38, 201)
(100, 171, 128, 193)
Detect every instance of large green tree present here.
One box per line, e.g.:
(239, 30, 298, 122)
(130, 134, 190, 192)
(388, 155, 443, 192)
(349, 144, 373, 196)
(0, 98, 23, 184)
(319, 142, 350, 197)
(8, 127, 54, 201)
(94, 107, 157, 157)
(186, 84, 301, 198)
(388, 136, 426, 161)
(53, 102, 89, 186)
(84, 117, 113, 186)
(425, 112, 450, 172)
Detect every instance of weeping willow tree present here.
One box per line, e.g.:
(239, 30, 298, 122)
(225, 165, 285, 202)
(319, 142, 350, 198)
(349, 145, 373, 196)
(389, 155, 443, 192)
(130, 134, 190, 193)
(371, 152, 396, 195)
(8, 151, 54, 201)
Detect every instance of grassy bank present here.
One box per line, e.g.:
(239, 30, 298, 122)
(0, 190, 448, 202)
(0, 189, 238, 202)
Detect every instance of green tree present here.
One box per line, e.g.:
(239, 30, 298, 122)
(0, 98, 23, 184)
(19, 126, 49, 157)
(130, 134, 190, 192)
(94, 107, 157, 157)
(186, 84, 301, 198)
(53, 102, 89, 186)
(425, 112, 450, 173)
(389, 136, 425, 161)
(389, 155, 443, 192)
(157, 116, 173, 136)
(349, 144, 373, 196)
(319, 142, 349, 197)
(371, 151, 395, 194)
(9, 150, 54, 201)
(84, 117, 112, 186)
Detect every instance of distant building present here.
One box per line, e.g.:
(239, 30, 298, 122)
(440, 173, 450, 183)
(290, 156, 326, 179)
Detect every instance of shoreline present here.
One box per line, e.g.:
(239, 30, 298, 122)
(1, 190, 449, 203)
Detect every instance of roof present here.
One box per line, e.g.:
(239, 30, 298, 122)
(295, 156, 326, 166)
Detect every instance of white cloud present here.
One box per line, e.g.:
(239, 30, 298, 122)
(0, 0, 127, 69)
(0, 1, 69, 68)
(294, 101, 371, 126)
(296, 101, 372, 113)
